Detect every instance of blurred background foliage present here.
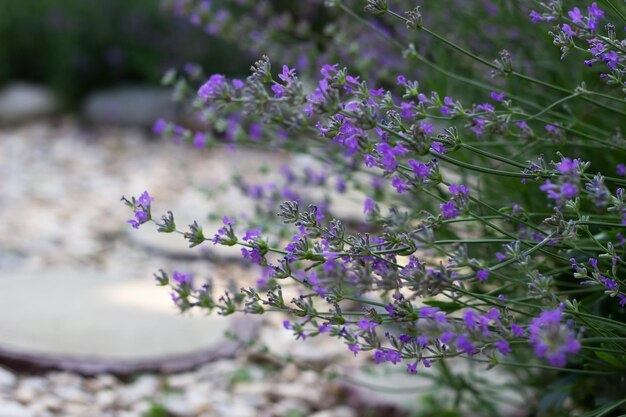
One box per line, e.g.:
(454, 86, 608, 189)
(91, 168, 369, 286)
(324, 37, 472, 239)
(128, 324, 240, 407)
(0, 0, 607, 112)
(0, 0, 249, 108)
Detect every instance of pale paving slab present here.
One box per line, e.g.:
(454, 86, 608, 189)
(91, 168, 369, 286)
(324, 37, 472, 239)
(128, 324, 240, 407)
(0, 268, 236, 360)
(345, 358, 527, 416)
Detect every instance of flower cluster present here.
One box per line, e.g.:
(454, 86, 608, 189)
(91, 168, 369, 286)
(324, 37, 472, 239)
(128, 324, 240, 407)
(123, 1, 626, 415)
(534, 2, 625, 93)
(121, 191, 153, 229)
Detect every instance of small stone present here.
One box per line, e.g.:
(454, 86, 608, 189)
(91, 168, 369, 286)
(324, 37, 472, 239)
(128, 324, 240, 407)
(47, 372, 82, 388)
(213, 401, 258, 417)
(53, 385, 90, 403)
(167, 371, 197, 389)
(280, 363, 299, 382)
(83, 86, 176, 127)
(269, 398, 311, 417)
(63, 403, 96, 417)
(186, 386, 215, 414)
(309, 406, 357, 417)
(24, 401, 47, 416)
(19, 377, 47, 392)
(0, 366, 17, 390)
(163, 393, 194, 417)
(232, 381, 271, 397)
(196, 359, 240, 384)
(117, 374, 160, 407)
(95, 389, 117, 409)
(0, 83, 58, 123)
(0, 401, 34, 417)
(130, 400, 152, 415)
(85, 374, 118, 391)
(273, 382, 324, 406)
(297, 370, 320, 385)
(14, 386, 37, 404)
(38, 395, 63, 412)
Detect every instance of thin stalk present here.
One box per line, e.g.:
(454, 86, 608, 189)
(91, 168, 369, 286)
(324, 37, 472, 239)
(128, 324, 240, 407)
(388, 9, 626, 117)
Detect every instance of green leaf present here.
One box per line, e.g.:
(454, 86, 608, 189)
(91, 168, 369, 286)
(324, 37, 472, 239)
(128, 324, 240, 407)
(576, 398, 626, 417)
(594, 351, 626, 370)
(422, 300, 464, 313)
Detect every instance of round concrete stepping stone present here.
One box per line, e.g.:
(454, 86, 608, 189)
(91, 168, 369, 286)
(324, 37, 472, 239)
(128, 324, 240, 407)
(0, 268, 256, 374)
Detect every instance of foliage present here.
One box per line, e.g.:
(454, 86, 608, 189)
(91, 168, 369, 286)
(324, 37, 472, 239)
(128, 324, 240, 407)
(0, 0, 248, 107)
(124, 1, 626, 415)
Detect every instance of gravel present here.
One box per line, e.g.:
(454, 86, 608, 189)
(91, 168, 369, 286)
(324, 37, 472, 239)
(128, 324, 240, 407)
(0, 120, 378, 417)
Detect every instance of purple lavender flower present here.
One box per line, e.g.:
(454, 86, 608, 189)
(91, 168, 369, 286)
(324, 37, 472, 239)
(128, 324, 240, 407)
(232, 79, 244, 90)
(308, 271, 328, 297)
(540, 180, 578, 204)
(357, 318, 379, 331)
(385, 349, 402, 364)
(528, 309, 580, 367)
(376, 142, 405, 172)
(476, 269, 490, 282)
(391, 177, 409, 193)
(193, 132, 207, 148)
(320, 64, 338, 80)
(431, 142, 447, 154)
(243, 228, 262, 241)
(363, 197, 376, 215)
(374, 349, 402, 365)
(568, 7, 584, 25)
(278, 65, 296, 83)
(153, 118, 167, 135)
(440, 201, 459, 219)
(271, 84, 284, 98)
(529, 10, 555, 23)
(419, 306, 447, 323)
(137, 191, 154, 208)
(400, 101, 415, 119)
(603, 51, 620, 70)
(128, 211, 148, 229)
(319, 324, 332, 333)
(384, 303, 395, 317)
(198, 74, 228, 102)
(561, 23, 575, 39)
(241, 247, 264, 265)
(172, 271, 192, 285)
(587, 2, 604, 31)
(126, 191, 153, 229)
(408, 159, 429, 179)
(495, 339, 512, 355)
(556, 157, 579, 175)
(406, 362, 418, 374)
(511, 323, 525, 337)
(449, 184, 469, 196)
(456, 333, 478, 354)
(490, 92, 505, 102)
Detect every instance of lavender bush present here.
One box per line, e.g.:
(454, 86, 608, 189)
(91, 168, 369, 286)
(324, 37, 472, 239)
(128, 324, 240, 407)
(124, 1, 626, 415)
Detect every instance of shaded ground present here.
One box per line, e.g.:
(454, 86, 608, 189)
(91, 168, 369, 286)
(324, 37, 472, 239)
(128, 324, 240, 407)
(0, 120, 394, 417)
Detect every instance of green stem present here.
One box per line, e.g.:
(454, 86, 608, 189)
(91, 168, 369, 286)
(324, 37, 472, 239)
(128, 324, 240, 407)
(599, 0, 626, 23)
(386, 9, 626, 117)
(468, 357, 619, 375)
(514, 93, 581, 122)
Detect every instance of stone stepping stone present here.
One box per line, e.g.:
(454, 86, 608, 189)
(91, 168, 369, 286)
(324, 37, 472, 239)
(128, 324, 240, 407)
(343, 359, 525, 416)
(0, 268, 257, 375)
